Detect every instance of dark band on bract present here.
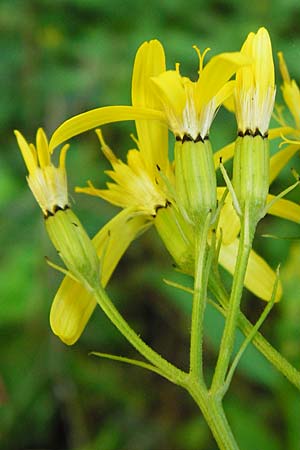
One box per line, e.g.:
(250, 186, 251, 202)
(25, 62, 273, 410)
(176, 134, 209, 143)
(238, 128, 268, 139)
(153, 199, 172, 216)
(44, 204, 70, 219)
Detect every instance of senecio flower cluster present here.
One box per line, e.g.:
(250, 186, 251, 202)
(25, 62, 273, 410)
(16, 27, 300, 345)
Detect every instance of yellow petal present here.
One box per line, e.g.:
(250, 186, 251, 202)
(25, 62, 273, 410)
(132, 40, 168, 175)
(268, 126, 296, 140)
(50, 277, 95, 345)
(270, 143, 300, 183)
(267, 195, 300, 223)
(222, 94, 235, 113)
(219, 238, 282, 301)
(214, 80, 236, 109)
(278, 51, 300, 129)
(151, 70, 187, 119)
(50, 210, 150, 344)
(49, 106, 165, 152)
(36, 128, 50, 168)
(217, 187, 240, 245)
(132, 40, 166, 109)
(197, 52, 250, 108)
(252, 27, 274, 91)
(14, 130, 37, 174)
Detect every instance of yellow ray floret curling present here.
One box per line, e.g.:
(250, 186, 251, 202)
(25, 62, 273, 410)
(76, 129, 169, 216)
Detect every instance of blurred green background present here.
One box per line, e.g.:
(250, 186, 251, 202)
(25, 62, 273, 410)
(1, 0, 300, 449)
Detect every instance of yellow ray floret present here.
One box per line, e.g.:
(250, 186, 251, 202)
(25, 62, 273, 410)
(50, 210, 150, 344)
(131, 39, 169, 176)
(278, 51, 300, 131)
(15, 128, 70, 215)
(219, 239, 281, 302)
(76, 129, 170, 217)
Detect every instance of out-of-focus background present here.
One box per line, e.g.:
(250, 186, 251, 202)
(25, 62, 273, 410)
(1, 0, 300, 449)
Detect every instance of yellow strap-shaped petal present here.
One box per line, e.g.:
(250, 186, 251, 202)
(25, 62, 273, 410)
(270, 143, 300, 183)
(214, 80, 236, 110)
(219, 238, 282, 302)
(49, 106, 166, 152)
(50, 209, 150, 345)
(267, 195, 300, 223)
(132, 40, 168, 175)
(36, 128, 50, 168)
(217, 187, 240, 245)
(197, 52, 250, 109)
(268, 126, 296, 140)
(14, 130, 37, 174)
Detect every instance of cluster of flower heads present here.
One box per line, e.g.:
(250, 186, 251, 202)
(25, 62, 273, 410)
(16, 27, 300, 345)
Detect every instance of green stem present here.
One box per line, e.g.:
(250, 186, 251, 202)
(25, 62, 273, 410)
(93, 250, 241, 449)
(190, 215, 212, 379)
(224, 295, 275, 393)
(238, 314, 300, 389)
(93, 285, 187, 386)
(210, 274, 300, 390)
(186, 378, 239, 450)
(211, 213, 254, 394)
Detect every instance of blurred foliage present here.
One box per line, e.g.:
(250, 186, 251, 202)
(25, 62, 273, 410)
(1, 0, 300, 449)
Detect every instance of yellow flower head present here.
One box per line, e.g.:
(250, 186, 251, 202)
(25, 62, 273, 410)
(15, 128, 70, 216)
(15, 128, 100, 291)
(235, 27, 276, 136)
(278, 51, 300, 131)
(151, 48, 249, 140)
(76, 129, 170, 217)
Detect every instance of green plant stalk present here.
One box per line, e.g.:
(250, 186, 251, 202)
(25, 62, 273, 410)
(185, 378, 240, 450)
(211, 213, 254, 395)
(93, 281, 241, 448)
(93, 284, 187, 385)
(209, 274, 300, 390)
(189, 214, 212, 379)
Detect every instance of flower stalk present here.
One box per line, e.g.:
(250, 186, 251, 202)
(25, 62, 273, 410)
(211, 212, 254, 395)
(189, 213, 213, 379)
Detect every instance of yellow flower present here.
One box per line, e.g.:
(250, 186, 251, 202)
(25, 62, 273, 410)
(231, 28, 274, 221)
(47, 39, 274, 345)
(76, 130, 170, 217)
(49, 42, 249, 150)
(50, 39, 170, 344)
(234, 27, 276, 136)
(216, 29, 300, 224)
(29, 38, 300, 345)
(15, 128, 69, 216)
(151, 48, 248, 140)
(15, 128, 100, 292)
